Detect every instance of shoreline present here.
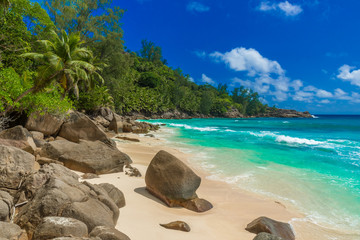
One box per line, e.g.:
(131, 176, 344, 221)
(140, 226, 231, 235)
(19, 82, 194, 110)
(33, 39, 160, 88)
(83, 129, 356, 240)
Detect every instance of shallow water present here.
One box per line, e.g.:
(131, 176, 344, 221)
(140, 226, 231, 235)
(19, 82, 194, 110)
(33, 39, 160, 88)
(145, 116, 360, 236)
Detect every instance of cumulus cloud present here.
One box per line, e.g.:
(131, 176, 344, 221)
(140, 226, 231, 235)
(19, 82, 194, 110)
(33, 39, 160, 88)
(188, 77, 195, 82)
(316, 89, 333, 98)
(337, 64, 360, 87)
(187, 2, 210, 13)
(201, 74, 215, 85)
(210, 47, 284, 76)
(258, 1, 303, 17)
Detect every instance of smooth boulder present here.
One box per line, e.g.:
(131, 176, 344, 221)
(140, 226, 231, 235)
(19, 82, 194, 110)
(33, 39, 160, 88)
(245, 217, 295, 240)
(33, 217, 88, 240)
(145, 150, 212, 212)
(0, 222, 28, 240)
(98, 183, 125, 208)
(253, 232, 284, 240)
(25, 113, 64, 136)
(58, 111, 114, 147)
(89, 226, 130, 240)
(40, 140, 131, 174)
(0, 145, 35, 192)
(0, 125, 36, 154)
(0, 190, 13, 221)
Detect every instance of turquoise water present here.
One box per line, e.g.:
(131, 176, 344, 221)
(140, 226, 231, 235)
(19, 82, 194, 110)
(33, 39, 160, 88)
(146, 116, 360, 235)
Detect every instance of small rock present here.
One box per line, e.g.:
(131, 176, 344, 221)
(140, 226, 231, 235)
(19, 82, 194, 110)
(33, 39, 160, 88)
(125, 165, 142, 177)
(115, 136, 140, 142)
(245, 217, 295, 240)
(81, 173, 100, 179)
(160, 221, 191, 232)
(37, 156, 64, 166)
(181, 198, 213, 213)
(144, 134, 155, 138)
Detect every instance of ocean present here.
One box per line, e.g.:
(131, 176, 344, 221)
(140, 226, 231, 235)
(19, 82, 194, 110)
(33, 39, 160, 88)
(145, 115, 360, 237)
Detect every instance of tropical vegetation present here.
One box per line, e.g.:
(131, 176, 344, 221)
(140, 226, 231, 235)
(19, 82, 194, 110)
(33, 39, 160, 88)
(0, 0, 273, 119)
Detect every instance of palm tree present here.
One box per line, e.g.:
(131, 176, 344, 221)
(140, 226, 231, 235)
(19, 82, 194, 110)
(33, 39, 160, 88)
(1, 29, 104, 116)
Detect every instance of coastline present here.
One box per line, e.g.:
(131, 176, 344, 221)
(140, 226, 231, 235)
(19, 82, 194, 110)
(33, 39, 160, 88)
(83, 129, 356, 240)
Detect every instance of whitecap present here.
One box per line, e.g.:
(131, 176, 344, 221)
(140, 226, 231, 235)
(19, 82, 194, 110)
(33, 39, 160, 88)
(225, 129, 236, 132)
(276, 135, 323, 145)
(312, 115, 319, 119)
(169, 123, 219, 132)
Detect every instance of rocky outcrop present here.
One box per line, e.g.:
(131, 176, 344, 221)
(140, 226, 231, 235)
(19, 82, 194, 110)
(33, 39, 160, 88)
(245, 217, 295, 240)
(0, 222, 28, 240)
(40, 140, 131, 174)
(108, 114, 124, 134)
(160, 221, 191, 232)
(25, 113, 64, 136)
(0, 190, 13, 221)
(253, 232, 284, 240)
(0, 126, 36, 154)
(93, 107, 114, 122)
(98, 183, 126, 208)
(33, 217, 88, 240)
(15, 169, 119, 238)
(145, 150, 212, 212)
(89, 226, 131, 240)
(259, 108, 312, 118)
(58, 111, 114, 147)
(0, 145, 35, 194)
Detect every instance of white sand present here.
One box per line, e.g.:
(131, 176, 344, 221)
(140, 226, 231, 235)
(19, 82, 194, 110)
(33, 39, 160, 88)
(83, 132, 354, 240)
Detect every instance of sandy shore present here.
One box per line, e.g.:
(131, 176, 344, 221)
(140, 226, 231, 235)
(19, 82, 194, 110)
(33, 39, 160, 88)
(83, 131, 354, 240)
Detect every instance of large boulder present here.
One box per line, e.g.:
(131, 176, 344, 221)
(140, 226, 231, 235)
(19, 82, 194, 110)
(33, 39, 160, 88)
(58, 111, 114, 147)
(15, 176, 119, 238)
(0, 190, 13, 221)
(0, 222, 28, 240)
(145, 150, 212, 212)
(98, 183, 125, 208)
(108, 115, 123, 134)
(0, 145, 35, 193)
(33, 217, 88, 240)
(245, 217, 295, 240)
(25, 113, 64, 136)
(253, 232, 284, 240)
(40, 140, 132, 174)
(89, 226, 130, 240)
(0, 125, 36, 154)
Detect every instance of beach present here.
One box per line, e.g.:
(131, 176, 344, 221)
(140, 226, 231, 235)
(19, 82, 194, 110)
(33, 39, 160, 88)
(82, 130, 353, 240)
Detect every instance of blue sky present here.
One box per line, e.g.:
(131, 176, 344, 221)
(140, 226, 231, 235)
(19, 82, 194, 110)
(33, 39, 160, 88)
(116, 0, 360, 114)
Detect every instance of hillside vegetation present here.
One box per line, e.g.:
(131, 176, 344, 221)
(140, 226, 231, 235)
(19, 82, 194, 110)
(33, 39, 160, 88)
(0, 0, 272, 118)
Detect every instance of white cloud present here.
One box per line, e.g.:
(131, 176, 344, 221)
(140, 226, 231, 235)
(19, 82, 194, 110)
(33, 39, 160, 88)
(187, 2, 210, 13)
(258, 1, 303, 17)
(201, 74, 215, 85)
(292, 91, 314, 102)
(337, 64, 360, 87)
(291, 79, 303, 91)
(188, 77, 195, 82)
(319, 99, 330, 104)
(210, 47, 284, 76)
(316, 89, 333, 98)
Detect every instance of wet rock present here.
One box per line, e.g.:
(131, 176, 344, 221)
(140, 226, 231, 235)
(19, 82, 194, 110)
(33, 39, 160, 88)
(245, 217, 295, 240)
(160, 221, 191, 232)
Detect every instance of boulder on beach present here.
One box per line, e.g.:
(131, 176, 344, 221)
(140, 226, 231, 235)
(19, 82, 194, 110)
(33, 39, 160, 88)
(0, 190, 13, 221)
(145, 150, 212, 212)
(40, 140, 132, 174)
(0, 144, 35, 193)
(33, 216, 88, 240)
(160, 221, 191, 232)
(245, 217, 295, 240)
(58, 111, 114, 147)
(89, 226, 131, 240)
(25, 112, 64, 136)
(253, 232, 284, 240)
(98, 183, 125, 208)
(0, 125, 37, 154)
(0, 222, 28, 240)
(15, 172, 119, 238)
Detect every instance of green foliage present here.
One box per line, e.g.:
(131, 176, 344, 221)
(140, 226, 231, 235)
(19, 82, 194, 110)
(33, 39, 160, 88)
(73, 85, 113, 111)
(139, 39, 167, 65)
(138, 72, 161, 88)
(0, 68, 72, 115)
